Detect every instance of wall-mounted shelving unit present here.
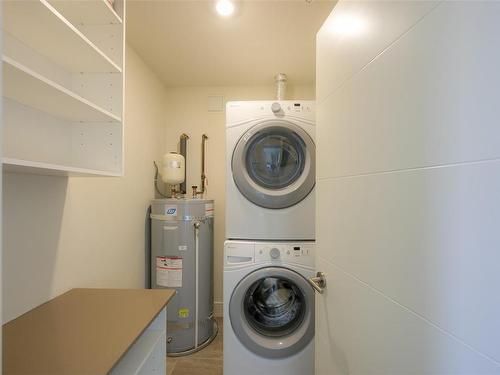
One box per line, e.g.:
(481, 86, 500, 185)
(3, 57, 121, 123)
(2, 158, 122, 177)
(48, 0, 123, 28)
(2, 0, 125, 177)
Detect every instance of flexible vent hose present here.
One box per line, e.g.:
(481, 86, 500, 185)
(275, 73, 287, 100)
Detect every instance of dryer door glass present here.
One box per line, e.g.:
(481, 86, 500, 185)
(243, 276, 306, 337)
(232, 120, 316, 209)
(245, 131, 305, 190)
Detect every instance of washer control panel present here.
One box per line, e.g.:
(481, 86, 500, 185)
(265, 101, 312, 114)
(254, 242, 315, 267)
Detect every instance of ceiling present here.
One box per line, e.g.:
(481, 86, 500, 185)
(126, 0, 336, 87)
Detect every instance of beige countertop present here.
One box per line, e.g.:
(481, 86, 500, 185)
(3, 288, 175, 375)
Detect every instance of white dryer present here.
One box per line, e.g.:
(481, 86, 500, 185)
(224, 240, 315, 375)
(226, 100, 315, 241)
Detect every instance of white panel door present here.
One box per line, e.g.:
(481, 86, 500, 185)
(316, 1, 500, 374)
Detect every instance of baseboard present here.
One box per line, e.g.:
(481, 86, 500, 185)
(214, 301, 223, 318)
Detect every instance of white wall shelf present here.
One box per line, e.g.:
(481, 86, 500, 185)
(2, 158, 122, 177)
(3, 56, 121, 123)
(49, 0, 123, 26)
(2, 0, 125, 177)
(3, 0, 121, 73)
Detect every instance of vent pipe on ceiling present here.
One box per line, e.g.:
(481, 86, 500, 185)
(275, 73, 287, 101)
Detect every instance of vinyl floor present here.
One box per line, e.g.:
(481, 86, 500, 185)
(167, 317, 223, 375)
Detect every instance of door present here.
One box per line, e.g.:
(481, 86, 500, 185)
(315, 1, 500, 374)
(232, 120, 315, 209)
(229, 267, 314, 359)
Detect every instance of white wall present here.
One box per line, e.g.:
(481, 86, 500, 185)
(163, 85, 315, 314)
(316, 1, 500, 374)
(2, 46, 167, 322)
(0, 4, 3, 363)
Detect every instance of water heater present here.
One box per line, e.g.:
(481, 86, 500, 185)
(150, 198, 216, 356)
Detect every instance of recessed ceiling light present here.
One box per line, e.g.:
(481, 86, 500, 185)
(327, 14, 366, 37)
(216, 0, 235, 17)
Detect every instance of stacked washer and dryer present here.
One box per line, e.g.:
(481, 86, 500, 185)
(224, 100, 316, 375)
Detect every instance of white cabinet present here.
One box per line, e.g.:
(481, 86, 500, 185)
(1, 0, 125, 176)
(110, 308, 167, 375)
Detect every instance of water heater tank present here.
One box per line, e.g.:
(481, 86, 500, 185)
(150, 198, 216, 356)
(161, 153, 185, 185)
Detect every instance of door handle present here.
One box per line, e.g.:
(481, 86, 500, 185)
(308, 272, 327, 294)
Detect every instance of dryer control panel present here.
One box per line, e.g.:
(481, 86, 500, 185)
(226, 100, 315, 126)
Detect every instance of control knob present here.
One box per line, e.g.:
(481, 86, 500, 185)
(271, 102, 281, 114)
(270, 247, 281, 259)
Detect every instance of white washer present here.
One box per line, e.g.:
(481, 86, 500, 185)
(223, 240, 315, 375)
(226, 101, 315, 241)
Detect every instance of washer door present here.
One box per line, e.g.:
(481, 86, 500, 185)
(229, 267, 315, 359)
(232, 120, 315, 209)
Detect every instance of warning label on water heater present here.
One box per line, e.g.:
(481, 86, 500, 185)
(205, 203, 214, 217)
(156, 256, 183, 288)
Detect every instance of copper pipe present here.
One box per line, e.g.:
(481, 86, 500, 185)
(201, 134, 208, 194)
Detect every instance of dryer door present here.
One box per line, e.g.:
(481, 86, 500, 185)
(229, 267, 314, 359)
(232, 120, 315, 209)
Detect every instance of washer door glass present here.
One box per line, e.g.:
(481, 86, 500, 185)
(245, 130, 305, 190)
(244, 276, 305, 337)
(232, 120, 316, 209)
(229, 267, 314, 359)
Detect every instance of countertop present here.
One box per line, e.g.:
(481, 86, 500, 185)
(3, 288, 175, 375)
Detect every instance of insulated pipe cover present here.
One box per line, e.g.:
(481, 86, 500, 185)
(180, 134, 189, 194)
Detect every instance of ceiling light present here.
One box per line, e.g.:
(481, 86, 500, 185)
(216, 0, 234, 17)
(327, 14, 366, 37)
